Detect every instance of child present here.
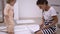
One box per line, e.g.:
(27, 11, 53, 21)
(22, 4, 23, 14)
(4, 0, 16, 34)
(35, 0, 58, 34)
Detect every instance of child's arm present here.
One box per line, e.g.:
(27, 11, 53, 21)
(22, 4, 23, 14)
(4, 5, 10, 19)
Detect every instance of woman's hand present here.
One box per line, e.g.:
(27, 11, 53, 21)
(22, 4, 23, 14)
(40, 23, 44, 29)
(42, 25, 50, 29)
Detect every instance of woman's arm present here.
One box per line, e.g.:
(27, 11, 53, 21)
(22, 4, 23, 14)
(42, 16, 58, 29)
(49, 16, 58, 27)
(43, 16, 58, 29)
(40, 16, 45, 29)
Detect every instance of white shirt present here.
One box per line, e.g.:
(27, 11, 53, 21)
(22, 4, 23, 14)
(43, 7, 57, 21)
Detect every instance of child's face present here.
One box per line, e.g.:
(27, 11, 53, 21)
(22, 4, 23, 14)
(10, 0, 16, 6)
(38, 4, 47, 10)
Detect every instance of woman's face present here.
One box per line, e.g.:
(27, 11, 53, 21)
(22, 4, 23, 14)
(38, 4, 46, 10)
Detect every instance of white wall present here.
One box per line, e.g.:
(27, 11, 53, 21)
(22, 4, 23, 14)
(14, 0, 60, 24)
(17, 0, 42, 18)
(47, 0, 60, 5)
(14, 0, 19, 20)
(47, 0, 60, 24)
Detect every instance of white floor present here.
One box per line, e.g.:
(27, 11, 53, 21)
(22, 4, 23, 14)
(0, 24, 40, 34)
(0, 19, 60, 34)
(0, 32, 7, 34)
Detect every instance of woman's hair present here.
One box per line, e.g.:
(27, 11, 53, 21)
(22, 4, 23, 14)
(6, 0, 15, 4)
(36, 0, 48, 5)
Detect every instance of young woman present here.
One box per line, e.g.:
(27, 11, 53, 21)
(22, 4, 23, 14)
(4, 0, 16, 34)
(35, 0, 58, 34)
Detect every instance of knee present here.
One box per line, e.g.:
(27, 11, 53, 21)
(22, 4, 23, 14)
(53, 32, 56, 34)
(35, 30, 43, 34)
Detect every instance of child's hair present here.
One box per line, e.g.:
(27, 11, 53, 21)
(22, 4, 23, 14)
(6, 0, 15, 4)
(36, 0, 48, 5)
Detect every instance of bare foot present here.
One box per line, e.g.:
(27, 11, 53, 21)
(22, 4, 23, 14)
(0, 30, 8, 33)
